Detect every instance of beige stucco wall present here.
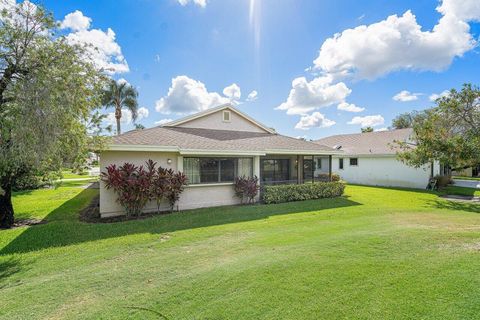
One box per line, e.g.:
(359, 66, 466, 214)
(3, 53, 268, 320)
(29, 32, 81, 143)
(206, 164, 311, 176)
(177, 109, 267, 133)
(100, 151, 247, 217)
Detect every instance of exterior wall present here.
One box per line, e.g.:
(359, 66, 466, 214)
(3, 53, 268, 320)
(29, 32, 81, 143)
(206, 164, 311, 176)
(99, 151, 246, 217)
(332, 155, 435, 189)
(177, 109, 267, 133)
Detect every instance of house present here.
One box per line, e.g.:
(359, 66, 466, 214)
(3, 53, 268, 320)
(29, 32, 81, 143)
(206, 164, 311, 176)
(100, 104, 340, 217)
(315, 128, 442, 189)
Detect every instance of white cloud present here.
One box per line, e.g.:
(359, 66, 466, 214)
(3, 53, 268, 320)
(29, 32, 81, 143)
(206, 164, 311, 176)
(437, 0, 480, 22)
(117, 78, 128, 85)
(177, 0, 206, 8)
(137, 107, 149, 121)
(375, 127, 389, 132)
(155, 75, 230, 115)
(429, 90, 450, 101)
(63, 10, 129, 74)
(313, 5, 477, 80)
(392, 90, 420, 102)
(276, 76, 351, 115)
(295, 112, 336, 130)
(348, 115, 385, 127)
(60, 10, 91, 31)
(223, 83, 241, 100)
(246, 90, 258, 102)
(155, 118, 174, 126)
(337, 102, 365, 112)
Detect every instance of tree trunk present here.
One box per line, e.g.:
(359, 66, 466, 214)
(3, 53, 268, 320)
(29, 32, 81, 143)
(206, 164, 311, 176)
(0, 183, 14, 229)
(115, 107, 122, 135)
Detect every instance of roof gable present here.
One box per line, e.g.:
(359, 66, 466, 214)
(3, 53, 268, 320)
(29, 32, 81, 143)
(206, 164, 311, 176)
(161, 104, 276, 134)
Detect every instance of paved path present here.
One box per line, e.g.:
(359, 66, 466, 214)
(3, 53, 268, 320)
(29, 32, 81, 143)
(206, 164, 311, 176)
(453, 179, 480, 189)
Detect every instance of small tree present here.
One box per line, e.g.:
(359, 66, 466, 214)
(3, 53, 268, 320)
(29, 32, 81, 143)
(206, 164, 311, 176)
(100, 163, 151, 217)
(361, 127, 374, 133)
(102, 79, 139, 135)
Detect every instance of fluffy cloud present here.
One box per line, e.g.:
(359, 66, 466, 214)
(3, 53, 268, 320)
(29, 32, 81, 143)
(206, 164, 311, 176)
(156, 76, 230, 115)
(246, 90, 258, 102)
(337, 102, 364, 112)
(437, 0, 480, 22)
(392, 90, 420, 102)
(313, 5, 477, 80)
(348, 115, 385, 127)
(155, 118, 174, 126)
(60, 10, 91, 31)
(276, 76, 351, 115)
(223, 83, 241, 100)
(295, 112, 336, 130)
(375, 127, 389, 132)
(177, 0, 206, 8)
(62, 11, 129, 74)
(429, 90, 450, 101)
(106, 107, 149, 127)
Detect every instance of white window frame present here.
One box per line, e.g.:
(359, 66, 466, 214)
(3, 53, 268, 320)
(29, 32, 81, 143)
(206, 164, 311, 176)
(349, 158, 359, 167)
(223, 110, 231, 122)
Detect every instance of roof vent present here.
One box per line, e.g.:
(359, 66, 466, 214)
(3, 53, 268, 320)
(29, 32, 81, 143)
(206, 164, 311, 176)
(333, 145, 342, 150)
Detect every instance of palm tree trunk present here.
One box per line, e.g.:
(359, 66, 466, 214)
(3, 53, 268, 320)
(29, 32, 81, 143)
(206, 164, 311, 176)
(0, 183, 14, 229)
(115, 106, 122, 135)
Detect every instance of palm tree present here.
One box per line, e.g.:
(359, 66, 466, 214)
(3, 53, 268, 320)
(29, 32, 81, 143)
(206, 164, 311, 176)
(102, 79, 139, 135)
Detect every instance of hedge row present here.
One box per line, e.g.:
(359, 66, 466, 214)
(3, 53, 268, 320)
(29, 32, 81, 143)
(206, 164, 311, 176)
(262, 181, 345, 204)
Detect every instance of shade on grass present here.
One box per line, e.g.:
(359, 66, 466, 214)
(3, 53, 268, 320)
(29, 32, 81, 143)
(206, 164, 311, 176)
(0, 183, 480, 319)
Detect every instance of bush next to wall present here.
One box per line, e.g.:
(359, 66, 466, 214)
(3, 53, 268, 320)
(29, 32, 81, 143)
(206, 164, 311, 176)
(234, 176, 260, 204)
(262, 181, 345, 204)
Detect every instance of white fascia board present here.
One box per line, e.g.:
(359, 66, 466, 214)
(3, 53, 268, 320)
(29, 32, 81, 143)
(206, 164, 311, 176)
(107, 144, 180, 152)
(180, 149, 266, 156)
(331, 153, 397, 158)
(265, 149, 343, 155)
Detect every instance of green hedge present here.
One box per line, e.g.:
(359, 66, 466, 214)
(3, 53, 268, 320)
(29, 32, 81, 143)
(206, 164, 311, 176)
(262, 181, 345, 204)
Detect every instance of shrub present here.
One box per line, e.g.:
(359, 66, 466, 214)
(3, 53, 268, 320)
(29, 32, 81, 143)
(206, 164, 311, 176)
(101, 163, 151, 217)
(316, 173, 340, 182)
(166, 171, 188, 211)
(434, 175, 452, 188)
(234, 176, 259, 204)
(262, 181, 345, 204)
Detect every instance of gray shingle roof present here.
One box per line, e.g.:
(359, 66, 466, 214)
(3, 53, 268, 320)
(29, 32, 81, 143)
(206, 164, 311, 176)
(314, 128, 414, 155)
(111, 126, 336, 154)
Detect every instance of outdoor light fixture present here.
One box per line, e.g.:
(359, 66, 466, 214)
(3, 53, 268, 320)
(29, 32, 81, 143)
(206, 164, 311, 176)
(167, 159, 172, 165)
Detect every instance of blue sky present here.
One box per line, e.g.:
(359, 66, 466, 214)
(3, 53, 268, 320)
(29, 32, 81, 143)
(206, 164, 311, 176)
(44, 0, 479, 139)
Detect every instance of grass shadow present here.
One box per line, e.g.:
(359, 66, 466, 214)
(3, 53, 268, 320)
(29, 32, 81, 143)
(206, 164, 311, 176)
(0, 190, 361, 255)
(0, 257, 24, 289)
(428, 199, 480, 214)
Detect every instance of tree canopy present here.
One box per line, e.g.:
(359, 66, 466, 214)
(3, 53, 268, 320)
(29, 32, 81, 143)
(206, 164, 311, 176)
(397, 84, 480, 169)
(0, 2, 106, 227)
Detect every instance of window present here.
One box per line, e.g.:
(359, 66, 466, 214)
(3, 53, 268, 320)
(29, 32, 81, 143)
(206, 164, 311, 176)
(349, 158, 358, 166)
(223, 110, 231, 122)
(316, 158, 322, 169)
(183, 157, 253, 184)
(261, 159, 290, 183)
(339, 158, 344, 170)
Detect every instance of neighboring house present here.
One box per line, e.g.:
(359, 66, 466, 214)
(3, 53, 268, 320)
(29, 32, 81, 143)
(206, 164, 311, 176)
(315, 128, 442, 189)
(100, 104, 340, 217)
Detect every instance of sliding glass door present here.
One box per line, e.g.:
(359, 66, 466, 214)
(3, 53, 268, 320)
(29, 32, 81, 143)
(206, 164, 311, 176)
(261, 159, 290, 184)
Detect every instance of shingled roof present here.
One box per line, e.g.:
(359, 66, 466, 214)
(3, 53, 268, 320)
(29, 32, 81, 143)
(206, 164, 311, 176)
(110, 126, 338, 155)
(314, 128, 414, 156)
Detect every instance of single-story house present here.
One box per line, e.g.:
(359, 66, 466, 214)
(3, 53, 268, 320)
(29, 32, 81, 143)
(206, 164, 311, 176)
(100, 104, 341, 217)
(315, 128, 443, 189)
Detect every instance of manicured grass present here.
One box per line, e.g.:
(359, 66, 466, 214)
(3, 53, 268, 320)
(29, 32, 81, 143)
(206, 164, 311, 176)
(453, 176, 480, 181)
(61, 169, 90, 179)
(441, 185, 480, 197)
(1, 184, 480, 319)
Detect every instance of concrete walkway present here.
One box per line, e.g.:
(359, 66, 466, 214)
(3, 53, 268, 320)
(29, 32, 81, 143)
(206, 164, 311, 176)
(453, 179, 480, 189)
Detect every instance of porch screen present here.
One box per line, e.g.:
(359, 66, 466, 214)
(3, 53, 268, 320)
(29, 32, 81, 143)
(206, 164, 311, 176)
(183, 157, 253, 184)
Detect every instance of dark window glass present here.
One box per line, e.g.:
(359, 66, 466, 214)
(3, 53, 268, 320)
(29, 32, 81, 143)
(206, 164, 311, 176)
(200, 158, 219, 183)
(339, 158, 344, 170)
(350, 158, 358, 166)
(303, 159, 313, 181)
(261, 159, 290, 183)
(220, 159, 235, 182)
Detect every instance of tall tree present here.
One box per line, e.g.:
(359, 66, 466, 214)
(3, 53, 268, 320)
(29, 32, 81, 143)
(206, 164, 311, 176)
(0, 2, 105, 228)
(361, 127, 374, 133)
(102, 79, 139, 135)
(397, 84, 480, 169)
(391, 111, 428, 129)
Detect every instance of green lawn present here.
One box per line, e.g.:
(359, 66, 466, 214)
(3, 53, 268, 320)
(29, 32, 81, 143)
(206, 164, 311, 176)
(61, 169, 90, 179)
(1, 184, 480, 319)
(453, 176, 480, 181)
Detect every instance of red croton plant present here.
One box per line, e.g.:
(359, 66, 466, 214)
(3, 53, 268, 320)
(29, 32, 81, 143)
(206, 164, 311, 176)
(234, 176, 259, 204)
(101, 160, 188, 217)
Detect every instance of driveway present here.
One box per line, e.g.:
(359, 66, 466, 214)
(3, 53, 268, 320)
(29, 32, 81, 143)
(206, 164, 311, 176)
(453, 179, 480, 189)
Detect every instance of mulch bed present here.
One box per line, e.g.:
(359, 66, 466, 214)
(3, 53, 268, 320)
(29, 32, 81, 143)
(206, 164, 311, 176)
(79, 195, 175, 223)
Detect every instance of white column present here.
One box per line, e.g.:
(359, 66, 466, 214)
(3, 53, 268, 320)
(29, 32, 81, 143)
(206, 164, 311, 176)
(253, 156, 260, 178)
(177, 155, 183, 172)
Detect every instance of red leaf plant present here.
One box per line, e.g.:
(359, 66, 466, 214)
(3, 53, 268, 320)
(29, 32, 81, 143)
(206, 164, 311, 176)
(234, 176, 259, 204)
